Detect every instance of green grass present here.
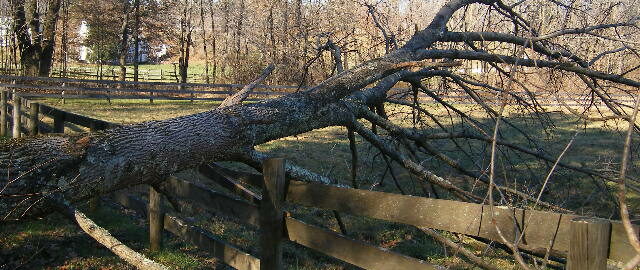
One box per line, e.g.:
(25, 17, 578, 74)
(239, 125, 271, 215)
(0, 203, 218, 269)
(9, 99, 637, 269)
(54, 63, 211, 83)
(36, 98, 221, 125)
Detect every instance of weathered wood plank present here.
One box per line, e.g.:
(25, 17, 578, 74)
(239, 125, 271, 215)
(165, 177, 259, 227)
(112, 190, 260, 270)
(22, 93, 235, 102)
(0, 74, 301, 90)
(38, 104, 118, 130)
(198, 164, 262, 203)
(520, 209, 576, 257)
(567, 217, 610, 270)
(163, 215, 260, 270)
(287, 180, 483, 236)
(112, 191, 148, 217)
(286, 180, 639, 262)
(285, 217, 439, 270)
(259, 158, 286, 270)
(204, 163, 263, 188)
(28, 102, 38, 135)
(149, 186, 165, 251)
(479, 205, 524, 244)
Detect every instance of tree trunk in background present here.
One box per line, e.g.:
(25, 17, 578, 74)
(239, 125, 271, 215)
(178, 2, 192, 85)
(133, 0, 140, 82)
(209, 0, 217, 83)
(11, 0, 62, 77)
(60, 0, 69, 77)
(38, 0, 62, 76)
(200, 0, 209, 83)
(118, 0, 131, 82)
(12, 0, 39, 76)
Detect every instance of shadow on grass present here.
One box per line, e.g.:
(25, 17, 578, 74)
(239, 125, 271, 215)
(0, 203, 217, 270)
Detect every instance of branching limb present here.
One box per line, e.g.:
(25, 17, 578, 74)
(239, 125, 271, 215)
(219, 64, 275, 108)
(415, 49, 640, 88)
(359, 107, 568, 211)
(52, 197, 169, 270)
(419, 227, 501, 270)
(617, 93, 640, 269)
(347, 128, 359, 189)
(350, 119, 482, 202)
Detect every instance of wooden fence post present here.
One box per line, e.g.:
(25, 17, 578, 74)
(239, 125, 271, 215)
(12, 93, 20, 138)
(1, 90, 6, 137)
(28, 102, 39, 135)
(53, 111, 65, 133)
(149, 186, 165, 252)
(260, 158, 286, 270)
(567, 217, 610, 270)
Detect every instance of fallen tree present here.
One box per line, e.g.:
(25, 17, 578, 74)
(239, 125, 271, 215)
(2, 0, 640, 268)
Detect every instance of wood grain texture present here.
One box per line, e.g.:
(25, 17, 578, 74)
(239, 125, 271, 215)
(567, 217, 610, 270)
(286, 180, 638, 262)
(164, 215, 260, 270)
(166, 176, 259, 227)
(198, 164, 262, 203)
(610, 222, 640, 262)
(149, 186, 165, 251)
(285, 217, 440, 270)
(28, 102, 38, 135)
(287, 180, 483, 235)
(260, 158, 286, 270)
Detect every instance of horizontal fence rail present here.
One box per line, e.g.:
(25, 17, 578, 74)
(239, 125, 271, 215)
(1, 74, 637, 107)
(111, 191, 261, 270)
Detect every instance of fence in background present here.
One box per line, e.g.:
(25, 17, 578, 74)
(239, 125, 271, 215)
(2, 95, 638, 270)
(0, 74, 295, 103)
(2, 66, 209, 83)
(1, 74, 636, 107)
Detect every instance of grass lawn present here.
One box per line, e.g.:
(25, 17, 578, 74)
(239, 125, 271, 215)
(0, 202, 220, 270)
(52, 63, 211, 83)
(5, 97, 639, 269)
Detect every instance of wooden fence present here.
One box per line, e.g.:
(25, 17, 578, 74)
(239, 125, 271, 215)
(0, 74, 296, 103)
(2, 66, 209, 83)
(2, 92, 640, 270)
(2, 74, 636, 107)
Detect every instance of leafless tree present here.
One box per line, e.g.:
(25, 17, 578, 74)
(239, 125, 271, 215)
(10, 0, 62, 76)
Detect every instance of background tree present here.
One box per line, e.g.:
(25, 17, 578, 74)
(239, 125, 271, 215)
(10, 0, 62, 76)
